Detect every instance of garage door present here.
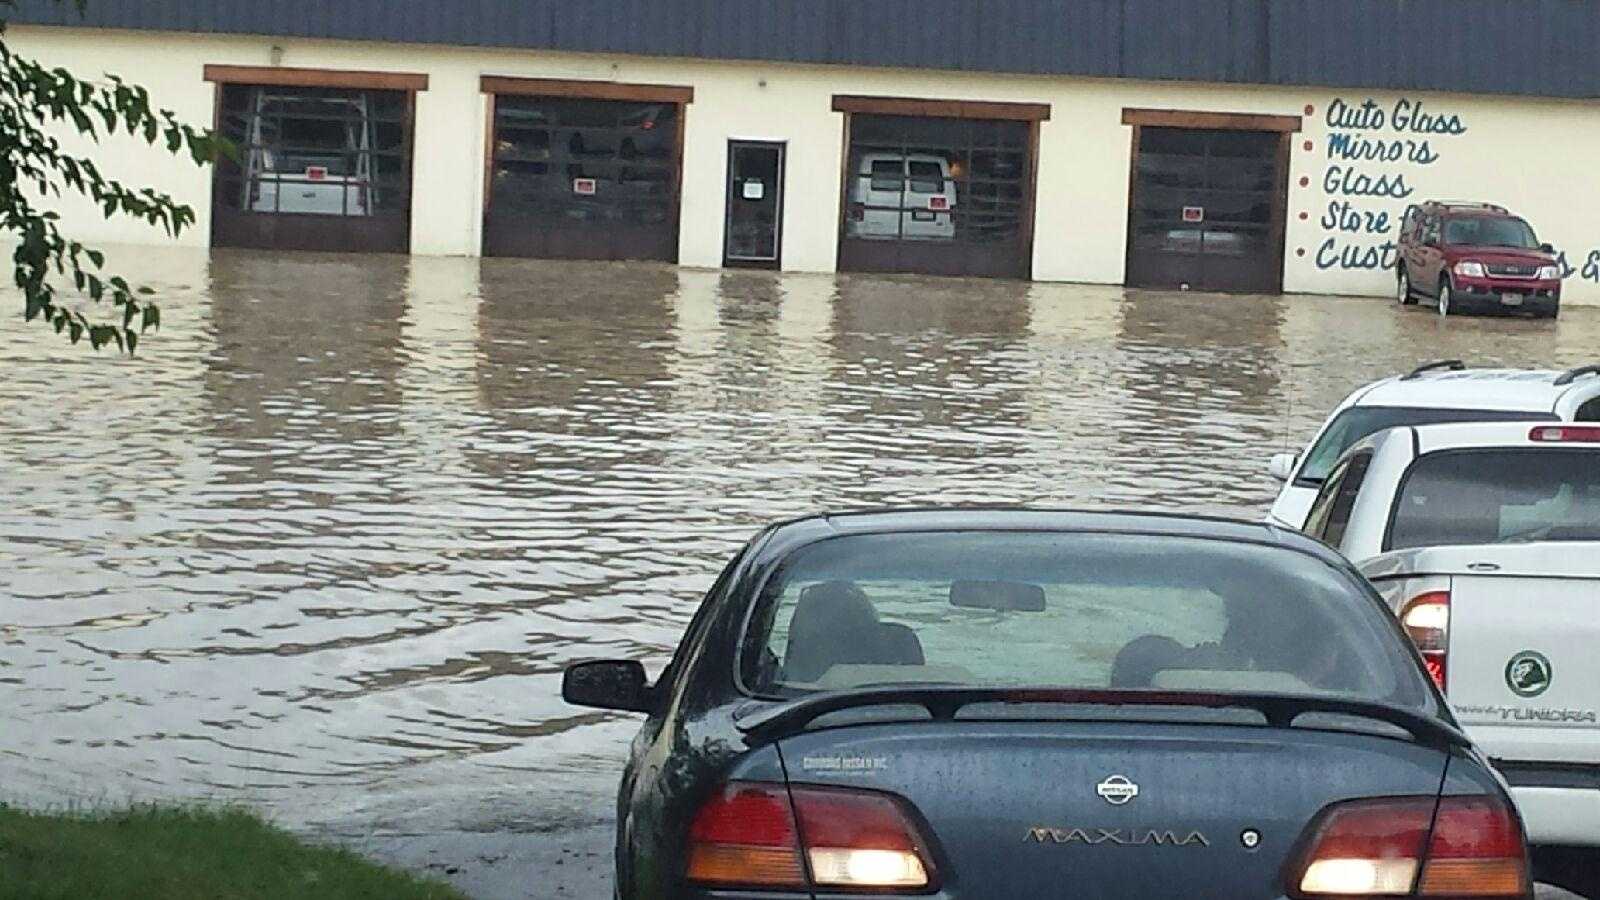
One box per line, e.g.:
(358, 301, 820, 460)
(1123, 110, 1298, 294)
(833, 96, 1048, 280)
(482, 78, 691, 261)
(208, 67, 423, 254)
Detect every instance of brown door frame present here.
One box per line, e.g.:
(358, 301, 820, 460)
(1121, 107, 1303, 294)
(831, 95, 1051, 280)
(478, 76, 694, 260)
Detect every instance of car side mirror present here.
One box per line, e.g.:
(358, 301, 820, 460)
(1268, 453, 1298, 482)
(563, 660, 653, 713)
(1540, 243, 1555, 254)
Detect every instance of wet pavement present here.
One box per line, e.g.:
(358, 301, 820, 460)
(2, 248, 1597, 898)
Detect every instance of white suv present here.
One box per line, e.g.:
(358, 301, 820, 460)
(1301, 421, 1600, 894)
(1266, 362, 1600, 528)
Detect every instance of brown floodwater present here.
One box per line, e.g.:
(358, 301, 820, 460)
(3, 248, 1597, 847)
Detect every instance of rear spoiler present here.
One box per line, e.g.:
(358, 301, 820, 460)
(735, 686, 1471, 750)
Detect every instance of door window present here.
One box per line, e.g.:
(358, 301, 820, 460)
(1303, 458, 1351, 539)
(725, 142, 784, 264)
(1421, 215, 1440, 245)
(1315, 452, 1374, 549)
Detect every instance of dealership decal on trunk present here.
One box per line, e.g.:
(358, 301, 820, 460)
(1025, 827, 1210, 848)
(1505, 650, 1553, 698)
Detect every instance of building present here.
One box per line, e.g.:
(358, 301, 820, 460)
(11, 0, 1600, 304)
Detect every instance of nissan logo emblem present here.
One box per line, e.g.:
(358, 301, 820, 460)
(1097, 775, 1140, 806)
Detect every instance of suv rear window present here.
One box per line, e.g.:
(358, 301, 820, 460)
(1388, 449, 1600, 549)
(1442, 216, 1538, 249)
(1297, 406, 1557, 485)
(742, 532, 1432, 711)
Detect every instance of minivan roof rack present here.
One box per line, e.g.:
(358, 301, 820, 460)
(1555, 364, 1600, 386)
(1402, 360, 1467, 380)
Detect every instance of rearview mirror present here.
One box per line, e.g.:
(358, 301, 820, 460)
(562, 660, 653, 713)
(1268, 453, 1298, 482)
(1540, 242, 1555, 254)
(950, 580, 1046, 612)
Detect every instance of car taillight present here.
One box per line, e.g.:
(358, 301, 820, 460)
(1530, 425, 1600, 443)
(1417, 797, 1528, 896)
(1292, 795, 1527, 898)
(686, 781, 934, 891)
(794, 786, 931, 889)
(1401, 591, 1450, 693)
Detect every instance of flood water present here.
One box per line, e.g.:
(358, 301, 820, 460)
(3, 249, 1598, 856)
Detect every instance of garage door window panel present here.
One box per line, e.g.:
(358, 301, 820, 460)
(217, 86, 410, 219)
(844, 115, 1028, 246)
(485, 94, 681, 259)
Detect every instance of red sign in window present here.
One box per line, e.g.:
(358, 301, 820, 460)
(1182, 206, 1204, 223)
(305, 166, 328, 181)
(928, 196, 949, 211)
(573, 178, 598, 196)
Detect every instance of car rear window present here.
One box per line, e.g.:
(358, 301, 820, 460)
(907, 160, 944, 194)
(741, 532, 1432, 711)
(1297, 406, 1557, 485)
(1388, 449, 1600, 549)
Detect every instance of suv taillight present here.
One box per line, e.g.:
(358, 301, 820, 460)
(1291, 795, 1528, 898)
(1401, 591, 1450, 693)
(686, 781, 934, 891)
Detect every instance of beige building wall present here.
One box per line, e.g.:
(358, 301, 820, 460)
(14, 25, 1600, 305)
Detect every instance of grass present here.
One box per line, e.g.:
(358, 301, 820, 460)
(0, 804, 468, 900)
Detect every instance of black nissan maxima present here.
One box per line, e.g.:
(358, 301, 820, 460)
(564, 510, 1531, 899)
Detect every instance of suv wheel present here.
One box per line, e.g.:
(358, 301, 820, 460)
(1437, 280, 1453, 317)
(1397, 267, 1415, 305)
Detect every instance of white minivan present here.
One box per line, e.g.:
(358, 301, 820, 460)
(1266, 362, 1600, 528)
(845, 153, 956, 241)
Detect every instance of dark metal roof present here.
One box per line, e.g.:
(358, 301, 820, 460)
(13, 0, 1600, 100)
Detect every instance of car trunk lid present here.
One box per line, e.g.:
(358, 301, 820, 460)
(744, 692, 1457, 898)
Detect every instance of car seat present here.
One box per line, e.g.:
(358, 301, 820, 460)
(1110, 635, 1190, 688)
(782, 581, 925, 683)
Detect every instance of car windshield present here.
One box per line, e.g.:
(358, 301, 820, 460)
(1297, 406, 1557, 485)
(742, 532, 1433, 712)
(1388, 449, 1600, 549)
(1442, 216, 1538, 249)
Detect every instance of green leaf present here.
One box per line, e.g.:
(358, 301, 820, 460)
(124, 328, 138, 354)
(85, 249, 104, 268)
(122, 302, 136, 328)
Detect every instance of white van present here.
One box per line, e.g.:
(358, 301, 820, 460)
(845, 153, 956, 241)
(244, 90, 376, 217)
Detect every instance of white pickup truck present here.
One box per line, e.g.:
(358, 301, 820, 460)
(1302, 421, 1600, 895)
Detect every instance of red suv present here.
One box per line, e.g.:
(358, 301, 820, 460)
(1396, 201, 1562, 319)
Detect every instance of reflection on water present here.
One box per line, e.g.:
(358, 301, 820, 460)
(2, 249, 1597, 836)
